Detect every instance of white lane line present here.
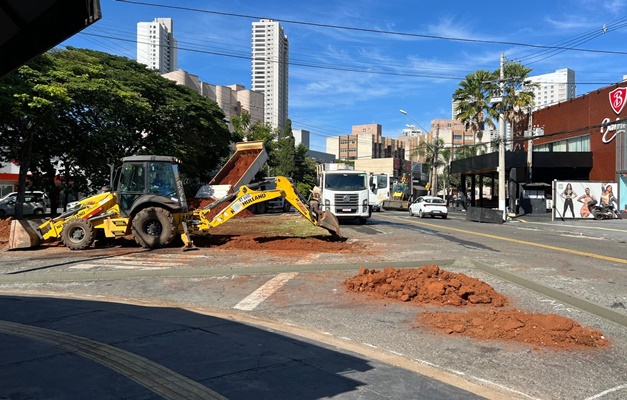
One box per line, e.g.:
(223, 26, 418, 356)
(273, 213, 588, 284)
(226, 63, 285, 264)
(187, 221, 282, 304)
(584, 384, 627, 400)
(234, 272, 298, 311)
(69, 264, 169, 270)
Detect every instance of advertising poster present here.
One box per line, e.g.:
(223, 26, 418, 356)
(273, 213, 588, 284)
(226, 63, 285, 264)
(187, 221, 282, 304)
(554, 181, 619, 219)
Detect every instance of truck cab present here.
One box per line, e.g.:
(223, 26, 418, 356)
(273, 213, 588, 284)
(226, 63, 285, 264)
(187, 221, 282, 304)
(316, 169, 371, 224)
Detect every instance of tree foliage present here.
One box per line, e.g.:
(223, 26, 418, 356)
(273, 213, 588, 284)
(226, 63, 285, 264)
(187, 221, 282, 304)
(453, 70, 498, 142)
(453, 62, 537, 149)
(0, 48, 234, 215)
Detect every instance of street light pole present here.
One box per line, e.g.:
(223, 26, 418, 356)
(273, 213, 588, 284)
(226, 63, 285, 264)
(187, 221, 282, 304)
(400, 109, 439, 196)
(432, 124, 439, 196)
(498, 53, 506, 219)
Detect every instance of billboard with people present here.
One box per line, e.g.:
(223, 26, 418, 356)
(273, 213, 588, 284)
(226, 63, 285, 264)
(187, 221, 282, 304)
(553, 181, 620, 219)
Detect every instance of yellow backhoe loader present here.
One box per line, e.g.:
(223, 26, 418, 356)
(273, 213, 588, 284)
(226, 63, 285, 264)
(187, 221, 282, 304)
(8, 155, 342, 251)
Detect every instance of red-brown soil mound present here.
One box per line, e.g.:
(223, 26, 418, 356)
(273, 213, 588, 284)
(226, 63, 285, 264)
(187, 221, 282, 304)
(0, 218, 10, 244)
(344, 265, 509, 306)
(344, 265, 608, 349)
(418, 309, 608, 349)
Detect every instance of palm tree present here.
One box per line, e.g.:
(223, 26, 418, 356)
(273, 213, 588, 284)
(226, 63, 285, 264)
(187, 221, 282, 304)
(453, 70, 499, 143)
(492, 62, 538, 151)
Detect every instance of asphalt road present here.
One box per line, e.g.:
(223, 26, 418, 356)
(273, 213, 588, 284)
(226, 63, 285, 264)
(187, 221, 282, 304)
(1, 210, 626, 400)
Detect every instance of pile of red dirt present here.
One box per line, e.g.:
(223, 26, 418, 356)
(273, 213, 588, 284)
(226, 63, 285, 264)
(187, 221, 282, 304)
(344, 265, 608, 350)
(0, 218, 10, 244)
(192, 234, 354, 253)
(418, 309, 607, 349)
(344, 265, 509, 306)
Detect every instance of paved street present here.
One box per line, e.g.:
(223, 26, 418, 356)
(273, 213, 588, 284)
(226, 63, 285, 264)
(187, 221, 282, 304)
(1, 211, 626, 400)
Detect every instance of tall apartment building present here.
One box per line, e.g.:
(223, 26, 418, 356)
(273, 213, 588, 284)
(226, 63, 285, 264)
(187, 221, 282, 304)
(251, 19, 289, 134)
(161, 70, 264, 126)
(137, 18, 178, 74)
(527, 68, 576, 110)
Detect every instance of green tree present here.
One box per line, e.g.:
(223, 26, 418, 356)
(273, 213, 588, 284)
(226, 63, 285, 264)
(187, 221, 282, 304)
(453, 70, 499, 143)
(293, 144, 318, 197)
(0, 54, 71, 217)
(271, 119, 296, 178)
(0, 48, 234, 213)
(493, 62, 537, 151)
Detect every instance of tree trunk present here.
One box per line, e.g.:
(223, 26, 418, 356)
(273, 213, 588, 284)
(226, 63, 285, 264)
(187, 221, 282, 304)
(15, 128, 35, 219)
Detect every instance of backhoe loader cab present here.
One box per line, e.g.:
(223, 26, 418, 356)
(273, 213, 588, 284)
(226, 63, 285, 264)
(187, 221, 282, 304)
(115, 155, 188, 216)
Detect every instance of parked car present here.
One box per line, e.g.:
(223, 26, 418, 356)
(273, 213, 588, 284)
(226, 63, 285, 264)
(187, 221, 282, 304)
(0, 193, 47, 218)
(0, 191, 50, 207)
(408, 196, 448, 219)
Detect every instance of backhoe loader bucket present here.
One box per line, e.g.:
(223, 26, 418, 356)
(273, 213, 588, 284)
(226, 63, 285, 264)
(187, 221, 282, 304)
(8, 219, 43, 250)
(316, 211, 343, 239)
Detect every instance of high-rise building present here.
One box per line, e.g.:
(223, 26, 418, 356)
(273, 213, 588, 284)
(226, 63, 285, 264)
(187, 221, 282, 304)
(251, 19, 289, 134)
(137, 18, 177, 74)
(527, 68, 576, 110)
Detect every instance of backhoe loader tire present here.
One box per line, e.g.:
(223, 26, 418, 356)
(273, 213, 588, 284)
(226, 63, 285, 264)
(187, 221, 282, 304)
(62, 219, 95, 250)
(132, 207, 176, 249)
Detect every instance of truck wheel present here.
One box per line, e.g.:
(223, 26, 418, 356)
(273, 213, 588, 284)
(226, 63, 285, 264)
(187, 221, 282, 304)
(62, 219, 95, 250)
(132, 207, 176, 249)
(282, 201, 291, 213)
(359, 217, 368, 225)
(256, 201, 268, 214)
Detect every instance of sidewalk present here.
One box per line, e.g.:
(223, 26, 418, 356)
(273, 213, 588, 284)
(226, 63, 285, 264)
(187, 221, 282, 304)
(0, 295, 487, 400)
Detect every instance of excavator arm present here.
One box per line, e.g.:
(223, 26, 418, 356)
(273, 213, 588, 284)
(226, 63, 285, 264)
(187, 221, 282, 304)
(187, 176, 342, 239)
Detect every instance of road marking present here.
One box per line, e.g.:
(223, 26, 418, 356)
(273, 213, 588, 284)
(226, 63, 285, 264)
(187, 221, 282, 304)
(396, 217, 627, 265)
(234, 272, 298, 311)
(521, 220, 627, 233)
(69, 264, 169, 270)
(584, 384, 627, 400)
(0, 320, 227, 400)
(68, 256, 184, 270)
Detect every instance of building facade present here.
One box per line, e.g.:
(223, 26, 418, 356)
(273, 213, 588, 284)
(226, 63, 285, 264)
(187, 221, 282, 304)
(325, 124, 405, 168)
(527, 68, 576, 110)
(251, 19, 289, 134)
(161, 70, 264, 126)
(137, 18, 178, 74)
(532, 83, 627, 196)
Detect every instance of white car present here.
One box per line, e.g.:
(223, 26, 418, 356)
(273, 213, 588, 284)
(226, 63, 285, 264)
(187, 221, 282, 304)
(408, 196, 448, 219)
(0, 193, 47, 218)
(1, 191, 49, 207)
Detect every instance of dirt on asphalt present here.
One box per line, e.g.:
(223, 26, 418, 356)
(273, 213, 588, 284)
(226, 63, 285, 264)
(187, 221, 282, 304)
(344, 265, 608, 350)
(0, 213, 609, 351)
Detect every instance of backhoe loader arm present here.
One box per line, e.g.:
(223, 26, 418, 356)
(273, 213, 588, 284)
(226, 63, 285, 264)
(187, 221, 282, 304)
(189, 176, 342, 238)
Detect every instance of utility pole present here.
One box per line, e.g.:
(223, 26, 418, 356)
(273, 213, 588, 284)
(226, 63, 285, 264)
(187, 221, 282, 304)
(498, 53, 506, 219)
(431, 124, 439, 196)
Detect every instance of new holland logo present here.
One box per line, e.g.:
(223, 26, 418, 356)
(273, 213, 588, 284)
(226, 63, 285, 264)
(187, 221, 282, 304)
(609, 87, 626, 115)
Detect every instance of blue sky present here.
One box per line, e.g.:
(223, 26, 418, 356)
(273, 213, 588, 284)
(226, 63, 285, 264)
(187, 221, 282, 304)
(61, 0, 627, 152)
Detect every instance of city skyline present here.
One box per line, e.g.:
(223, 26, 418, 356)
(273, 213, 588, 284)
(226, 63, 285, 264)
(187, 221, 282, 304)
(62, 0, 627, 152)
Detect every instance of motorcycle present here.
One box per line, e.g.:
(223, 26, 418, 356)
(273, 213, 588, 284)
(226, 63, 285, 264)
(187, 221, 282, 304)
(589, 200, 622, 220)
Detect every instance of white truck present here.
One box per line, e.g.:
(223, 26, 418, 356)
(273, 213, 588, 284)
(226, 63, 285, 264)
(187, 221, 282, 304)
(368, 172, 391, 211)
(314, 164, 371, 224)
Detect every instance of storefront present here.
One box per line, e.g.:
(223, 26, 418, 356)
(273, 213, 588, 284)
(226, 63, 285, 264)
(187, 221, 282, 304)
(450, 82, 627, 215)
(533, 83, 627, 213)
